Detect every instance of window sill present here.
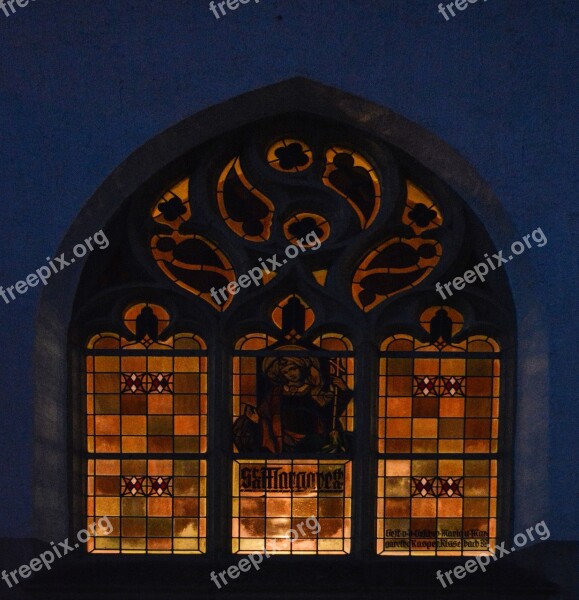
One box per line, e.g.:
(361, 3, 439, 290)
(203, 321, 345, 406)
(6, 539, 575, 599)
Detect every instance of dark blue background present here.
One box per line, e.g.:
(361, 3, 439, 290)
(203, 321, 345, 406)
(0, 0, 576, 538)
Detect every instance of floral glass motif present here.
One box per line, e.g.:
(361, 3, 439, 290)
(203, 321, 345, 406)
(283, 213, 331, 247)
(441, 376, 464, 397)
(411, 476, 463, 498)
(149, 373, 173, 394)
(86, 303, 208, 553)
(122, 476, 146, 497)
(413, 477, 436, 498)
(402, 181, 443, 235)
(352, 180, 443, 312)
(352, 238, 442, 312)
(122, 373, 147, 394)
(231, 296, 354, 554)
(414, 376, 438, 396)
(377, 306, 500, 556)
(267, 138, 313, 172)
(149, 476, 173, 497)
(151, 178, 192, 230)
(120, 475, 173, 497)
(150, 232, 236, 312)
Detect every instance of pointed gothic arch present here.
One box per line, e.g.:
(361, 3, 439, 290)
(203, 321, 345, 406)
(32, 80, 546, 568)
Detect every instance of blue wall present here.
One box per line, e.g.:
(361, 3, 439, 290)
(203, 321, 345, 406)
(0, 0, 576, 538)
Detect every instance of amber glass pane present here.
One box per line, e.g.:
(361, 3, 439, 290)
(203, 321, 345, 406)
(377, 459, 497, 556)
(217, 156, 275, 242)
(86, 304, 208, 554)
(267, 139, 313, 173)
(232, 460, 351, 554)
(322, 146, 381, 230)
(378, 309, 500, 556)
(352, 237, 442, 312)
(87, 458, 206, 554)
(401, 180, 443, 235)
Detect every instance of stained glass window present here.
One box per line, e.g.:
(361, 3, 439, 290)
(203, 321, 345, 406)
(231, 297, 354, 554)
(377, 306, 500, 556)
(78, 118, 512, 562)
(85, 303, 208, 553)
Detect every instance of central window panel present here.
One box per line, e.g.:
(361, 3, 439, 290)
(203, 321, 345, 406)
(231, 297, 354, 554)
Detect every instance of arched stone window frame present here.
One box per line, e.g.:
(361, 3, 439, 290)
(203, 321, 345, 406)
(33, 79, 547, 568)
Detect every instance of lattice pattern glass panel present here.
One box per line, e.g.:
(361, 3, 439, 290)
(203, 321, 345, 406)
(87, 351, 208, 455)
(232, 460, 352, 554)
(85, 303, 208, 553)
(377, 307, 500, 556)
(377, 459, 497, 556)
(87, 458, 206, 553)
(378, 350, 499, 454)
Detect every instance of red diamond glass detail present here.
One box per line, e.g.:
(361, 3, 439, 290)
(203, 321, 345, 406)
(412, 477, 436, 497)
(149, 373, 173, 394)
(441, 376, 464, 397)
(122, 476, 145, 496)
(438, 477, 463, 497)
(414, 376, 438, 396)
(121, 373, 146, 394)
(149, 476, 172, 496)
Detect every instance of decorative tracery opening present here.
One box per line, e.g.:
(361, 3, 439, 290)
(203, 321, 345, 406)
(143, 131, 452, 317)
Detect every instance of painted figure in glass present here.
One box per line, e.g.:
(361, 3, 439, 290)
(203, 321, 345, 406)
(234, 351, 352, 454)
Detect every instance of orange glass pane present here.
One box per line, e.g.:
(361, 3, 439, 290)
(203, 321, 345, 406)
(232, 460, 352, 555)
(86, 304, 208, 554)
(402, 180, 443, 235)
(87, 459, 206, 554)
(322, 146, 381, 229)
(217, 156, 275, 242)
(377, 459, 497, 556)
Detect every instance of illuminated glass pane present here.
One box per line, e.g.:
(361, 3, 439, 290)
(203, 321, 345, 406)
(401, 180, 443, 235)
(232, 460, 351, 555)
(283, 213, 330, 248)
(216, 156, 275, 242)
(150, 232, 236, 311)
(377, 459, 497, 556)
(378, 307, 500, 556)
(232, 339, 354, 454)
(267, 139, 313, 173)
(87, 458, 206, 554)
(322, 146, 381, 229)
(86, 303, 208, 553)
(352, 237, 442, 312)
